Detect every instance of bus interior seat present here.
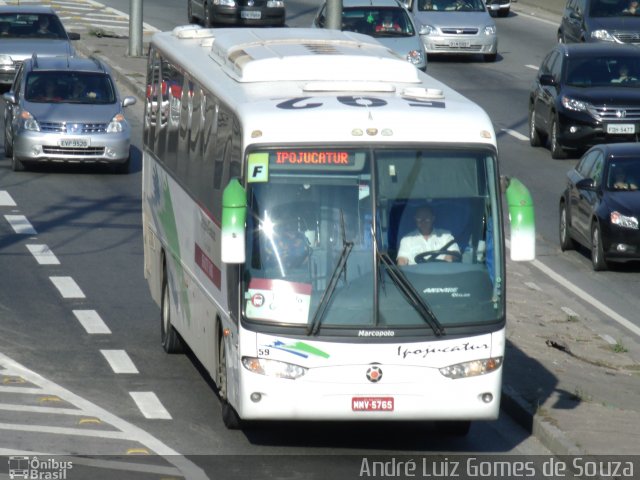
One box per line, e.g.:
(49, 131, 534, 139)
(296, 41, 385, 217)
(386, 198, 485, 261)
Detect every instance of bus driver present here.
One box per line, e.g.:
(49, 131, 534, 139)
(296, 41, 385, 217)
(396, 205, 460, 265)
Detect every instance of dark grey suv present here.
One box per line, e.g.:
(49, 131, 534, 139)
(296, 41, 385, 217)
(558, 0, 640, 44)
(0, 5, 80, 87)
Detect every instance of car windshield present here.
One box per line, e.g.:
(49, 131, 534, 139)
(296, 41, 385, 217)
(0, 13, 67, 39)
(589, 0, 640, 17)
(606, 158, 640, 191)
(565, 57, 640, 87)
(416, 0, 487, 12)
(342, 7, 415, 36)
(242, 147, 503, 335)
(25, 72, 116, 104)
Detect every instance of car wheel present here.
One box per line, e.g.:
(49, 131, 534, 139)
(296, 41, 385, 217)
(187, 0, 196, 23)
(550, 118, 567, 159)
(559, 202, 575, 251)
(11, 151, 25, 172)
(483, 53, 497, 62)
(161, 269, 185, 354)
(591, 223, 608, 271)
(498, 8, 509, 17)
(4, 126, 13, 158)
(529, 108, 543, 147)
(204, 1, 213, 27)
(218, 333, 242, 429)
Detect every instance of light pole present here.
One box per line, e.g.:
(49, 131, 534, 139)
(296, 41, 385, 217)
(128, 0, 143, 56)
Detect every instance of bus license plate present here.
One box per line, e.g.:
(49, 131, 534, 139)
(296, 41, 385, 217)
(352, 397, 394, 411)
(59, 138, 90, 148)
(607, 124, 635, 134)
(241, 10, 261, 19)
(449, 40, 470, 48)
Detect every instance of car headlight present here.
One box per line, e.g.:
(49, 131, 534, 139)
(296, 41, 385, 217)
(419, 24, 437, 36)
(561, 95, 588, 112)
(611, 211, 639, 229)
(20, 111, 40, 132)
(406, 50, 424, 65)
(484, 25, 497, 35)
(0, 54, 13, 67)
(267, 0, 283, 7)
(106, 113, 126, 133)
(214, 0, 236, 6)
(242, 356, 307, 379)
(591, 29, 616, 42)
(439, 356, 503, 379)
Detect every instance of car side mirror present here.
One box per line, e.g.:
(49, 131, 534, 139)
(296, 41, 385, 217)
(2, 92, 16, 105)
(539, 74, 556, 86)
(576, 178, 596, 190)
(569, 11, 581, 20)
(122, 96, 137, 108)
(68, 32, 81, 40)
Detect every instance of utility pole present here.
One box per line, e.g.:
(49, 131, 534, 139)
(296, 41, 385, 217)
(128, 0, 143, 56)
(326, 0, 343, 30)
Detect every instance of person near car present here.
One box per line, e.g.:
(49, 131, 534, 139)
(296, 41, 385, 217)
(375, 12, 401, 32)
(396, 205, 459, 265)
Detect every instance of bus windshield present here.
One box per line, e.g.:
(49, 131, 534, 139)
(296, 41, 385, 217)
(242, 147, 503, 335)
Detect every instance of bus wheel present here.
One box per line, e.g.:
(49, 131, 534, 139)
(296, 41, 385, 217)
(218, 334, 241, 429)
(161, 272, 184, 354)
(437, 420, 471, 436)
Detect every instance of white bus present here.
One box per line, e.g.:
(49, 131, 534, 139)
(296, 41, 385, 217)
(142, 26, 535, 433)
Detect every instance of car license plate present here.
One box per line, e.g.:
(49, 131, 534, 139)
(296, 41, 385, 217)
(607, 124, 635, 134)
(59, 138, 90, 148)
(352, 397, 394, 411)
(241, 10, 261, 19)
(449, 40, 471, 48)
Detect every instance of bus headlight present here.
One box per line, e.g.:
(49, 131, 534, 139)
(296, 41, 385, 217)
(242, 356, 307, 379)
(439, 356, 503, 379)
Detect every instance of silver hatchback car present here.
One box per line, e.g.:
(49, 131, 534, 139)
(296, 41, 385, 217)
(3, 55, 136, 173)
(409, 0, 498, 62)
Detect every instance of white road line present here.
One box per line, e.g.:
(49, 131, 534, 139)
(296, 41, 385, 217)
(100, 350, 139, 374)
(524, 281, 541, 291)
(26, 244, 60, 265)
(561, 306, 578, 318)
(4, 215, 37, 235)
(129, 392, 172, 420)
(0, 422, 129, 439)
(73, 310, 111, 334)
(49, 276, 86, 299)
(0, 191, 16, 206)
(501, 128, 529, 141)
(525, 64, 539, 70)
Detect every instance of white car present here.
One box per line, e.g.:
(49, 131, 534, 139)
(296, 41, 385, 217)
(312, 0, 427, 71)
(410, 0, 498, 62)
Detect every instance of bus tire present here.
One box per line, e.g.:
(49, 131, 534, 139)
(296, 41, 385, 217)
(161, 270, 184, 354)
(437, 420, 471, 436)
(218, 332, 242, 429)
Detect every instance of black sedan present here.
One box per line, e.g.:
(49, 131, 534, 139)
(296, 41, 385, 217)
(559, 143, 640, 271)
(529, 43, 640, 159)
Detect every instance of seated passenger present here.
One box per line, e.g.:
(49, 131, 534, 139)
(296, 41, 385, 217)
(611, 168, 639, 190)
(375, 12, 401, 32)
(611, 63, 638, 83)
(396, 205, 460, 265)
(263, 218, 311, 270)
(623, 0, 639, 14)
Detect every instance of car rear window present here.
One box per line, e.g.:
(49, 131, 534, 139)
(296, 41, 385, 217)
(25, 71, 116, 104)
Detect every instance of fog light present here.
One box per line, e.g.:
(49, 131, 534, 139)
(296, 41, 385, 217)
(31, 146, 42, 155)
(105, 148, 117, 158)
(569, 126, 579, 133)
(481, 393, 493, 403)
(250, 392, 262, 403)
(616, 243, 629, 252)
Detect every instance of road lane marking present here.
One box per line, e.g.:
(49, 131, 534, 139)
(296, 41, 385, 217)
(501, 128, 529, 141)
(525, 64, 539, 70)
(4, 215, 37, 234)
(26, 244, 60, 265)
(0, 191, 16, 206)
(506, 239, 640, 338)
(73, 310, 111, 334)
(100, 350, 139, 374)
(129, 392, 172, 420)
(49, 276, 86, 299)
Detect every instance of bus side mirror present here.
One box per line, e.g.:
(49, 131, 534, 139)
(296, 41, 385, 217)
(221, 178, 247, 264)
(503, 176, 535, 261)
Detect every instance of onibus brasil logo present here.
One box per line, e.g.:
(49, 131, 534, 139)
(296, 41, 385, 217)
(8, 456, 72, 479)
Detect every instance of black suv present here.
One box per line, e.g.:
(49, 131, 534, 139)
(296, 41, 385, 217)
(528, 42, 640, 159)
(558, 0, 640, 44)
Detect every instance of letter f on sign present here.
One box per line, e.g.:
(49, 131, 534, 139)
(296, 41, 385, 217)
(247, 153, 269, 183)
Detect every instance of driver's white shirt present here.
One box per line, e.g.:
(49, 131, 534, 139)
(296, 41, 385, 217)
(397, 229, 459, 265)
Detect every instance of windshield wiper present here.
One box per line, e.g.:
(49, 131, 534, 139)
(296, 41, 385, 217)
(377, 251, 445, 336)
(307, 210, 353, 336)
